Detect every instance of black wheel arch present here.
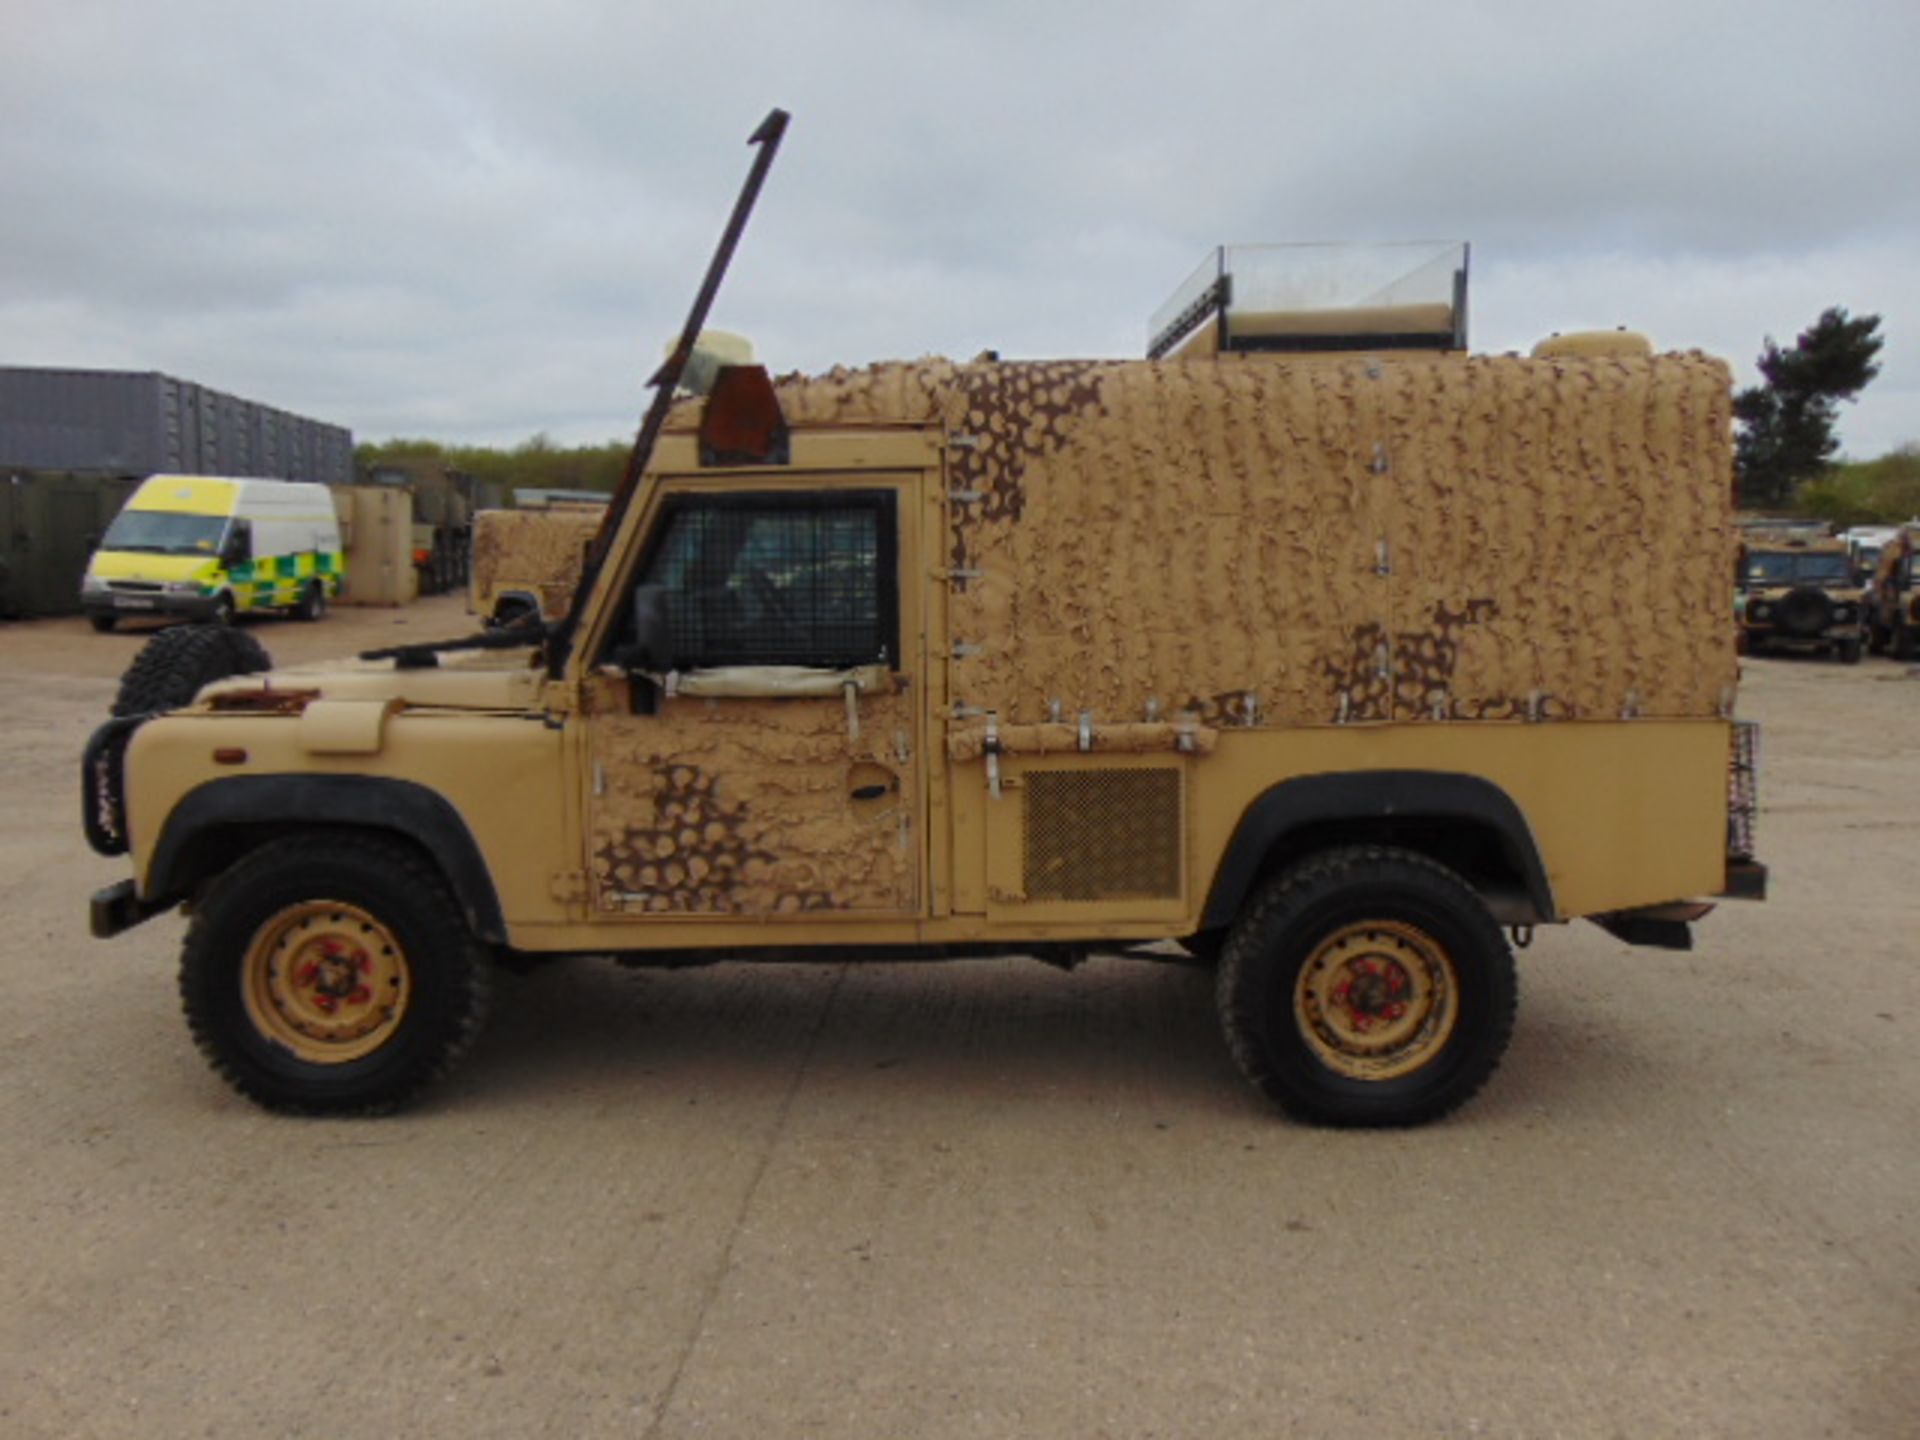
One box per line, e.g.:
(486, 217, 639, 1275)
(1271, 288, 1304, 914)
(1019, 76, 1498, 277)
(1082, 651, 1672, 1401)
(1200, 770, 1555, 931)
(145, 775, 507, 944)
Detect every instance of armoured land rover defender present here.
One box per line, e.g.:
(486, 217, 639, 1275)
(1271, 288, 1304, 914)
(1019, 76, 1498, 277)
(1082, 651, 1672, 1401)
(83, 111, 1765, 1126)
(1736, 535, 1866, 662)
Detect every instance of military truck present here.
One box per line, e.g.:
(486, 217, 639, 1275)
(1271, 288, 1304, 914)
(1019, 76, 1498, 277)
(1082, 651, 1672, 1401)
(1865, 526, 1920, 657)
(82, 111, 1765, 1127)
(1735, 535, 1865, 662)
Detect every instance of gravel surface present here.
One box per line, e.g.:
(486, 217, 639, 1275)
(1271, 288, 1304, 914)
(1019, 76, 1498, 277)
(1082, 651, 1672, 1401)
(3, 597, 1915, 1438)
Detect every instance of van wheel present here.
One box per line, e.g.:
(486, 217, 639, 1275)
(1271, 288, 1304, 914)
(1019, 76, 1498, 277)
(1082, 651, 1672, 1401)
(211, 592, 236, 627)
(1216, 846, 1517, 1127)
(295, 580, 327, 622)
(111, 624, 273, 717)
(179, 836, 492, 1115)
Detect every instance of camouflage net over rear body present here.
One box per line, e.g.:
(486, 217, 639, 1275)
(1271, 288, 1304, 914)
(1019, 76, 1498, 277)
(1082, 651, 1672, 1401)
(697, 350, 1736, 729)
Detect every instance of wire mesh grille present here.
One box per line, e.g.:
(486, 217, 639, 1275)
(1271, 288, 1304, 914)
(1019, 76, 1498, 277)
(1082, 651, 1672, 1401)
(1727, 720, 1760, 861)
(1022, 769, 1182, 901)
(644, 501, 887, 668)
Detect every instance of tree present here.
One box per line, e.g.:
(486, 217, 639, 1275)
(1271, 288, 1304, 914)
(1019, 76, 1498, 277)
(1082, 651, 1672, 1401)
(1734, 307, 1883, 509)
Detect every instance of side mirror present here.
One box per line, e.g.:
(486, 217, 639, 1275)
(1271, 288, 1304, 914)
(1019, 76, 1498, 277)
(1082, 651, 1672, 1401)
(221, 524, 251, 567)
(627, 583, 672, 673)
(609, 584, 673, 714)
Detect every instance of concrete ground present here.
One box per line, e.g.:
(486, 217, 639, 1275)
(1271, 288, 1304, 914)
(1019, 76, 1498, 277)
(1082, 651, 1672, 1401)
(2, 596, 1914, 1438)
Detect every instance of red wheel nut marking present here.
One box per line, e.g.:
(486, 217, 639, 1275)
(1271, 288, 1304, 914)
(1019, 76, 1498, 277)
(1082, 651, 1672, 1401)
(347, 985, 371, 1005)
(295, 962, 318, 985)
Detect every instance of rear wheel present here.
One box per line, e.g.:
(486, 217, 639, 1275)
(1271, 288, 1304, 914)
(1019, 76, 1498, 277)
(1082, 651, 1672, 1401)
(179, 836, 492, 1114)
(1217, 846, 1517, 1127)
(294, 579, 327, 622)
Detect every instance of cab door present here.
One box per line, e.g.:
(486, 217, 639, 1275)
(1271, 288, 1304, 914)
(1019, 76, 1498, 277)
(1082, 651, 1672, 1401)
(581, 479, 922, 919)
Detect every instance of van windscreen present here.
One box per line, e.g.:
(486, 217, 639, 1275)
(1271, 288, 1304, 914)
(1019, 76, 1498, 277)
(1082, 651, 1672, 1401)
(103, 511, 227, 555)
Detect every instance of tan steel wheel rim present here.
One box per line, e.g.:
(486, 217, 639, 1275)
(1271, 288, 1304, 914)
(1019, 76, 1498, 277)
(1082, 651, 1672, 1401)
(1294, 919, 1459, 1081)
(240, 901, 411, 1064)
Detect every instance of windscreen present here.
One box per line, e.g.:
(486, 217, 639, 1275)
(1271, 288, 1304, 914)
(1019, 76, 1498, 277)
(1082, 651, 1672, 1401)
(102, 510, 228, 555)
(1746, 552, 1851, 585)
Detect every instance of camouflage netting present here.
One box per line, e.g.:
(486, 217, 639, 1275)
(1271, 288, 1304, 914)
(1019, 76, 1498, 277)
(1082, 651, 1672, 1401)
(667, 350, 1736, 728)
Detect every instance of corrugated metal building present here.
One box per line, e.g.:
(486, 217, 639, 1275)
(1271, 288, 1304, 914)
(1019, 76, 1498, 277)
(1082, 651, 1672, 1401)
(0, 367, 354, 484)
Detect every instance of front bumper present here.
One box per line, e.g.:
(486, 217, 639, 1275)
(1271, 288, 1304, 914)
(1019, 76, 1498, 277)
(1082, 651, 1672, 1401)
(1740, 622, 1860, 647)
(83, 591, 224, 623)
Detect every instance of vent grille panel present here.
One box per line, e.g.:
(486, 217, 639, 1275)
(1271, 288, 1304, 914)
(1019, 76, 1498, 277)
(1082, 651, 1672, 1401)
(1022, 769, 1182, 901)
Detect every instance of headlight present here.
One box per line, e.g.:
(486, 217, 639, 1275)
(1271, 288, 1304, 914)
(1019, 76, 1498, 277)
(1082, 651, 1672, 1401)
(81, 573, 108, 594)
(1834, 604, 1854, 622)
(1750, 602, 1771, 620)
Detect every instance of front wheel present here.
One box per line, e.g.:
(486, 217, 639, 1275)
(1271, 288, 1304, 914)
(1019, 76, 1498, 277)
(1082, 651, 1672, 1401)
(1839, 636, 1863, 665)
(179, 835, 492, 1114)
(1216, 846, 1517, 1127)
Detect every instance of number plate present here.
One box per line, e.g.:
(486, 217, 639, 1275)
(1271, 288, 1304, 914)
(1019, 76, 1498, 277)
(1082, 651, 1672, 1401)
(114, 597, 156, 610)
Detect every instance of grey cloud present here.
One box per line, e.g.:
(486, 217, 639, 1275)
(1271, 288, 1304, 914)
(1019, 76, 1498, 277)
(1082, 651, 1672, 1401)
(2, 0, 1914, 455)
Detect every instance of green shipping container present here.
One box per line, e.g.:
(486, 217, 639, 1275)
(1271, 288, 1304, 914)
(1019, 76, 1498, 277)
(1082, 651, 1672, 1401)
(0, 471, 142, 619)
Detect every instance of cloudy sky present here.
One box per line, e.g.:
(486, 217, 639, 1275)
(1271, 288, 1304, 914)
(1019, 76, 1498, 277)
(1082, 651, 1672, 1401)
(4, 0, 1915, 456)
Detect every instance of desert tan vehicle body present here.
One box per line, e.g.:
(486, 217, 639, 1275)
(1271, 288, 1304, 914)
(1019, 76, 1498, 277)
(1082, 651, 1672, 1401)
(1736, 536, 1865, 661)
(1865, 526, 1920, 657)
(115, 350, 1744, 931)
(88, 347, 1755, 1110)
(82, 112, 1761, 1125)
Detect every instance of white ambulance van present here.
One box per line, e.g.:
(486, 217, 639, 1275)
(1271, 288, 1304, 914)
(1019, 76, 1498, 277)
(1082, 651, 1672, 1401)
(80, 476, 343, 631)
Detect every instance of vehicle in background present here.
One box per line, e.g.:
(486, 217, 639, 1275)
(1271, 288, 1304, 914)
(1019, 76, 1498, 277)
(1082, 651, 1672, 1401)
(1735, 536, 1865, 661)
(358, 460, 505, 599)
(1865, 526, 1920, 657)
(469, 500, 606, 627)
(80, 475, 341, 630)
(1841, 525, 1900, 588)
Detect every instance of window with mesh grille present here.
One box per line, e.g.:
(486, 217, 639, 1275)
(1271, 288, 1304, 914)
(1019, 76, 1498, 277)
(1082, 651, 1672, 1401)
(638, 492, 896, 669)
(1022, 769, 1183, 901)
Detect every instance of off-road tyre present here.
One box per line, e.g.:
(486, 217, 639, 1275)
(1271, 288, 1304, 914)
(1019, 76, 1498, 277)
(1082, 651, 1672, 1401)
(89, 614, 116, 633)
(1216, 845, 1517, 1127)
(111, 624, 273, 717)
(294, 579, 327, 622)
(179, 835, 492, 1115)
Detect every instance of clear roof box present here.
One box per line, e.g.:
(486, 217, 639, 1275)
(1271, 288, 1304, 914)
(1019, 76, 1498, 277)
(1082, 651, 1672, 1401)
(1148, 242, 1469, 360)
